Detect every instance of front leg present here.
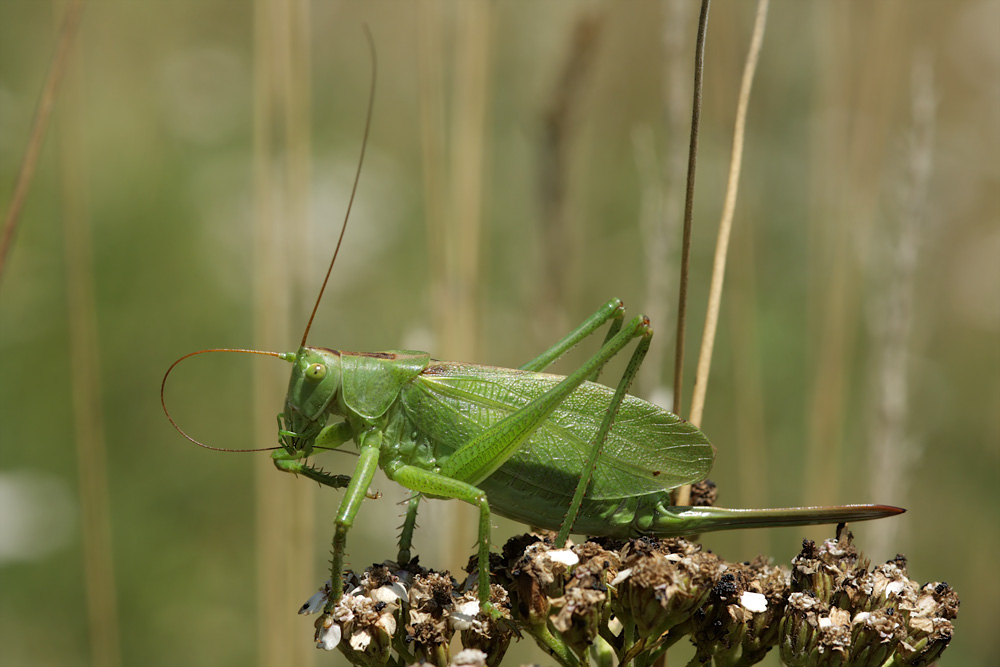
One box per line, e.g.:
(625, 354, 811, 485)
(396, 494, 421, 564)
(272, 420, 354, 487)
(271, 451, 351, 489)
(326, 428, 383, 609)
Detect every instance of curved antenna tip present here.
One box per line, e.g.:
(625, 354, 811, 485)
(161, 347, 289, 453)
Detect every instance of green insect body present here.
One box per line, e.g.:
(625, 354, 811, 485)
(268, 298, 902, 620)
(281, 347, 715, 538)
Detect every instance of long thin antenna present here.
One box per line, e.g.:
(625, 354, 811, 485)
(299, 26, 377, 346)
(161, 348, 288, 452)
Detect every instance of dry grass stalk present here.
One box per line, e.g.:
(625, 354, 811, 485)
(0, 0, 85, 283)
(56, 2, 121, 665)
(251, 1, 315, 663)
(675, 0, 768, 508)
(865, 57, 936, 557)
(688, 0, 769, 429)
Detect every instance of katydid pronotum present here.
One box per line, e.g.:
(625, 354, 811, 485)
(161, 37, 902, 626)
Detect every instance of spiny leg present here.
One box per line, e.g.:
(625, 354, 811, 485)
(272, 420, 355, 488)
(556, 320, 652, 547)
(396, 494, 420, 564)
(519, 298, 625, 373)
(277, 415, 353, 456)
(384, 464, 495, 613)
(385, 465, 583, 665)
(407, 314, 655, 612)
(272, 453, 352, 489)
(324, 429, 383, 611)
(513, 302, 655, 545)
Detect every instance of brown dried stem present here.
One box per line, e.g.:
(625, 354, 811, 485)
(688, 0, 769, 427)
(0, 0, 85, 285)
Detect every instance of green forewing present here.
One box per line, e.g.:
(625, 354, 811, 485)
(400, 361, 714, 501)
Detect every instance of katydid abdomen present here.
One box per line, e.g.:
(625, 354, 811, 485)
(398, 359, 900, 539)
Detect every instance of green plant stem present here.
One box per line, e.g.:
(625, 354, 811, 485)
(593, 634, 615, 667)
(527, 620, 582, 667)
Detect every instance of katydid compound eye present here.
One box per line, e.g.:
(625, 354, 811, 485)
(305, 363, 326, 382)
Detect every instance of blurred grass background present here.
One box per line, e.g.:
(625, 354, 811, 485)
(1, 1, 996, 665)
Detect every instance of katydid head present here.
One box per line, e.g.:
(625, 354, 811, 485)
(279, 346, 343, 455)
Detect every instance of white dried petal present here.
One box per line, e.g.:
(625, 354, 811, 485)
(451, 648, 489, 666)
(316, 619, 341, 651)
(885, 580, 906, 597)
(300, 588, 328, 615)
(853, 611, 871, 624)
(450, 599, 481, 631)
(914, 592, 939, 617)
(610, 568, 633, 586)
(349, 628, 372, 651)
(819, 616, 833, 629)
(547, 549, 579, 566)
(828, 607, 851, 626)
(371, 583, 404, 605)
(788, 591, 823, 611)
(377, 610, 397, 637)
(740, 591, 768, 613)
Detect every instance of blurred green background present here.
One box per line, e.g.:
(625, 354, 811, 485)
(1, 2, 996, 665)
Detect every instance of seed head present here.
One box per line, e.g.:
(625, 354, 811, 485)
(611, 538, 722, 641)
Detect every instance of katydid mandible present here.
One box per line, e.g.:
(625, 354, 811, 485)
(162, 39, 903, 622)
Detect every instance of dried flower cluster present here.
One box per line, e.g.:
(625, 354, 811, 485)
(298, 527, 957, 667)
(779, 530, 959, 666)
(301, 560, 515, 667)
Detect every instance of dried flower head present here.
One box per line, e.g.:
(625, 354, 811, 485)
(612, 537, 722, 642)
(294, 528, 956, 667)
